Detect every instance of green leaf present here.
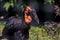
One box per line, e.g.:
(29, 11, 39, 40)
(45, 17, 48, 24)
(3, 2, 14, 11)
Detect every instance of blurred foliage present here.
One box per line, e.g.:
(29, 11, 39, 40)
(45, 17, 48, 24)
(0, 23, 60, 40)
(1, 0, 55, 11)
(0, 0, 2, 2)
(2, 0, 26, 11)
(0, 24, 4, 36)
(3, 2, 14, 11)
(44, 0, 54, 3)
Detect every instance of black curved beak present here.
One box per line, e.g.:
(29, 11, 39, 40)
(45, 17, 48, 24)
(30, 9, 39, 25)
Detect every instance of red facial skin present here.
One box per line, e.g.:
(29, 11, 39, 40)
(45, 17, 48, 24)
(24, 6, 32, 24)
